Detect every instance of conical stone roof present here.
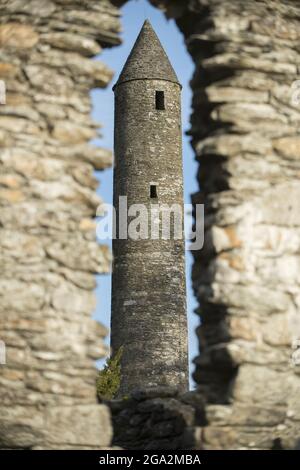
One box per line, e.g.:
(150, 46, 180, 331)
(113, 19, 181, 90)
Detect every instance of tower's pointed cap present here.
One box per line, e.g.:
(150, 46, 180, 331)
(113, 20, 181, 90)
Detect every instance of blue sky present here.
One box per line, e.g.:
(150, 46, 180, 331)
(92, 0, 199, 388)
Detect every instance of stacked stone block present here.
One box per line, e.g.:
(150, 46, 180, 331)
(0, 0, 121, 449)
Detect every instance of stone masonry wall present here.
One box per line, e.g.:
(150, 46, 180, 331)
(0, 0, 121, 449)
(151, 0, 300, 449)
(109, 387, 205, 450)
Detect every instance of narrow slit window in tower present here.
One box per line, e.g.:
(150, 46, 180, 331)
(150, 184, 158, 199)
(155, 91, 165, 110)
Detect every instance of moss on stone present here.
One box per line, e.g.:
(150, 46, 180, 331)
(97, 347, 123, 400)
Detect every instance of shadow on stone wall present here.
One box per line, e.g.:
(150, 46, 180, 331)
(106, 386, 206, 450)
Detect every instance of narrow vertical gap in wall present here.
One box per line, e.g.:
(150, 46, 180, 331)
(93, 0, 197, 388)
(150, 183, 158, 198)
(155, 90, 165, 110)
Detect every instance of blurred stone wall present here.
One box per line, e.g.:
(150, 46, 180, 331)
(0, 0, 120, 449)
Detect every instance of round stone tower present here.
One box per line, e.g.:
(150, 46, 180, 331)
(111, 20, 188, 395)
